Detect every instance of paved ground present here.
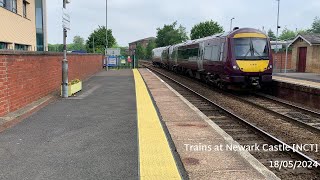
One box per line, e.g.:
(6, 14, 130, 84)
(274, 72, 320, 83)
(0, 70, 138, 180)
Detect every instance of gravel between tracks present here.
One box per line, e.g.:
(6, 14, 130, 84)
(149, 67, 320, 161)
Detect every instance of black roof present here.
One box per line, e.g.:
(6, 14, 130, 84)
(301, 34, 320, 44)
(291, 34, 320, 46)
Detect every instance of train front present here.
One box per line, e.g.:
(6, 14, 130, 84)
(228, 28, 273, 88)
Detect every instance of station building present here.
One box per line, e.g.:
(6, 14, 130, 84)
(129, 37, 156, 55)
(289, 34, 320, 73)
(0, 0, 47, 51)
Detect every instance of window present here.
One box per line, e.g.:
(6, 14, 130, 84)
(219, 42, 225, 61)
(35, 0, 44, 51)
(178, 48, 199, 60)
(5, 0, 12, 11)
(12, 0, 16, 13)
(204, 47, 212, 60)
(2, 0, 17, 13)
(0, 42, 8, 50)
(252, 39, 268, 57)
(204, 46, 220, 61)
(15, 44, 29, 51)
(23, 1, 27, 18)
(234, 38, 251, 57)
(234, 38, 269, 60)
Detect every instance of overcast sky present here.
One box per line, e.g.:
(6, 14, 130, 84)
(47, 0, 320, 46)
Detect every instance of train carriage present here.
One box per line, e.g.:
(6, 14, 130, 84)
(152, 28, 273, 89)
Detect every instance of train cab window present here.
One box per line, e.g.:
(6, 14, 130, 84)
(234, 38, 251, 57)
(234, 38, 269, 60)
(252, 39, 268, 57)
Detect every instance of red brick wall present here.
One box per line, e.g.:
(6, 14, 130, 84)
(272, 51, 292, 71)
(0, 52, 103, 116)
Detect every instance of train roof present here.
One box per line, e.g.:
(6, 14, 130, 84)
(153, 28, 267, 51)
(152, 46, 169, 52)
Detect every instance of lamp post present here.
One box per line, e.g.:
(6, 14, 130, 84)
(105, 0, 109, 71)
(275, 0, 281, 72)
(275, 0, 280, 52)
(230, 17, 235, 31)
(61, 0, 70, 98)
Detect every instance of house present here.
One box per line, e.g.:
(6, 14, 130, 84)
(128, 37, 156, 55)
(289, 34, 320, 73)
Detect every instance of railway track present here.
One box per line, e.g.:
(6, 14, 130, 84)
(235, 93, 320, 134)
(141, 61, 320, 135)
(142, 64, 320, 179)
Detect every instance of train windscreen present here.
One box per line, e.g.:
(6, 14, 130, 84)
(234, 38, 269, 60)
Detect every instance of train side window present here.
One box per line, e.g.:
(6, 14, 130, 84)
(211, 46, 220, 61)
(204, 46, 212, 60)
(190, 48, 199, 60)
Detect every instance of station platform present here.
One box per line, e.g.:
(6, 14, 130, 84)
(273, 73, 320, 89)
(0, 69, 278, 179)
(271, 72, 320, 109)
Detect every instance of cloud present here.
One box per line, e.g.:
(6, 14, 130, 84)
(47, 0, 320, 46)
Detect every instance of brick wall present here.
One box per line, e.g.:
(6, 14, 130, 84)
(0, 52, 103, 116)
(272, 51, 292, 72)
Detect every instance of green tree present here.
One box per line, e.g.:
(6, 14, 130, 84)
(145, 40, 156, 60)
(310, 16, 320, 34)
(267, 29, 276, 41)
(120, 47, 128, 56)
(86, 26, 116, 53)
(190, 20, 224, 40)
(155, 21, 188, 47)
(135, 43, 146, 60)
(296, 29, 308, 35)
(279, 28, 296, 40)
(48, 44, 63, 52)
(70, 36, 86, 51)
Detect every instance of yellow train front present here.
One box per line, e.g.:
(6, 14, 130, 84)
(223, 28, 273, 88)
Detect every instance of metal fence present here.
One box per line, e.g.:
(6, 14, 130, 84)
(104, 55, 137, 70)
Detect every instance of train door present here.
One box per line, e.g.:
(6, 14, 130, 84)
(217, 38, 226, 73)
(198, 42, 204, 70)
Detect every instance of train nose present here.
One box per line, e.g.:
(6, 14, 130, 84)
(236, 60, 270, 72)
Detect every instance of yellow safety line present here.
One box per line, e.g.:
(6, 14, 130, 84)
(133, 69, 181, 180)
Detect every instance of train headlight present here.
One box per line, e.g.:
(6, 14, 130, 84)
(233, 65, 239, 70)
(267, 65, 273, 69)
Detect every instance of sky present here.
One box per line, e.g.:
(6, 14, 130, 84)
(47, 0, 320, 46)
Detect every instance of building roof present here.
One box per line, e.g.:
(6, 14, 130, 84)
(129, 37, 156, 44)
(289, 33, 320, 47)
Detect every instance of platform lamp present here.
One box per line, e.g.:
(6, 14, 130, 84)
(61, 0, 71, 98)
(230, 17, 235, 31)
(275, 0, 281, 72)
(105, 0, 109, 71)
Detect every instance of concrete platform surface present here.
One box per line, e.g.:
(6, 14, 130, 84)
(273, 73, 320, 89)
(0, 70, 138, 179)
(274, 73, 320, 83)
(139, 68, 279, 180)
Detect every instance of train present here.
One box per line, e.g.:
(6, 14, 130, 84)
(152, 27, 273, 89)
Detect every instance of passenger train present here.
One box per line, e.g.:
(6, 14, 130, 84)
(152, 28, 273, 89)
